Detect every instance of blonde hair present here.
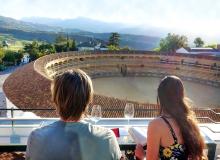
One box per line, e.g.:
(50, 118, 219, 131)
(51, 69, 93, 121)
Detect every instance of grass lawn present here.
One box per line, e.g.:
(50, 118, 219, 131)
(0, 34, 31, 51)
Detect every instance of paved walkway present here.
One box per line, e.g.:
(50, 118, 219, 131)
(0, 66, 20, 116)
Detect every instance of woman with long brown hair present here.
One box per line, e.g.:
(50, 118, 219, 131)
(135, 75, 206, 160)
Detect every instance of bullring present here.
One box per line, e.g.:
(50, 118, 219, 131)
(3, 51, 220, 122)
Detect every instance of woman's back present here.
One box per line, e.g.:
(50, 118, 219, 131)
(146, 117, 187, 160)
(158, 117, 184, 148)
(158, 116, 187, 160)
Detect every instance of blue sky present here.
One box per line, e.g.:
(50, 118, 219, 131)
(0, 0, 220, 40)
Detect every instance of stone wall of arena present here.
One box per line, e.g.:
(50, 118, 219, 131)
(3, 51, 220, 122)
(35, 50, 220, 86)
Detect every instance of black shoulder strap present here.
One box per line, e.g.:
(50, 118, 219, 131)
(161, 116, 178, 144)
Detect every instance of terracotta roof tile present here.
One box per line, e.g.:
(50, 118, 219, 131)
(0, 152, 25, 160)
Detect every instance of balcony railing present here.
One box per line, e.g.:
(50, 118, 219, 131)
(0, 117, 218, 159)
(1, 108, 220, 123)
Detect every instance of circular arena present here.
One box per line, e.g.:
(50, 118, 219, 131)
(3, 51, 220, 123)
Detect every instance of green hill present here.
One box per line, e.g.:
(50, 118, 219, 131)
(0, 16, 160, 50)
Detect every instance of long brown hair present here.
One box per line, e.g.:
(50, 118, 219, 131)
(157, 75, 206, 159)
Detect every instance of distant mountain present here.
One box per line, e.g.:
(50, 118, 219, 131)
(0, 16, 61, 32)
(22, 17, 168, 37)
(22, 17, 129, 33)
(0, 16, 160, 50)
(80, 32, 160, 49)
(22, 17, 161, 49)
(0, 16, 85, 33)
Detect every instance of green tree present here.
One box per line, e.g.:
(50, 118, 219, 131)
(0, 45, 5, 70)
(2, 50, 23, 65)
(54, 44, 65, 52)
(14, 51, 24, 65)
(2, 50, 16, 65)
(0, 48, 5, 63)
(54, 35, 68, 52)
(194, 37, 204, 47)
(54, 35, 76, 52)
(55, 35, 67, 44)
(23, 41, 40, 61)
(107, 45, 120, 51)
(0, 43, 3, 49)
(108, 32, 120, 48)
(29, 49, 41, 61)
(158, 33, 188, 52)
(69, 40, 76, 51)
(24, 41, 39, 53)
(39, 43, 56, 55)
(205, 43, 217, 49)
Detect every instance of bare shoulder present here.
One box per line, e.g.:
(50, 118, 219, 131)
(148, 117, 166, 132)
(149, 117, 164, 127)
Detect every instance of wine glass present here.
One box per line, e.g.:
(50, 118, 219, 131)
(124, 103, 134, 126)
(91, 105, 102, 125)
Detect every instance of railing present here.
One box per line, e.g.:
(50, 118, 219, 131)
(0, 118, 150, 160)
(1, 108, 220, 123)
(0, 118, 218, 160)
